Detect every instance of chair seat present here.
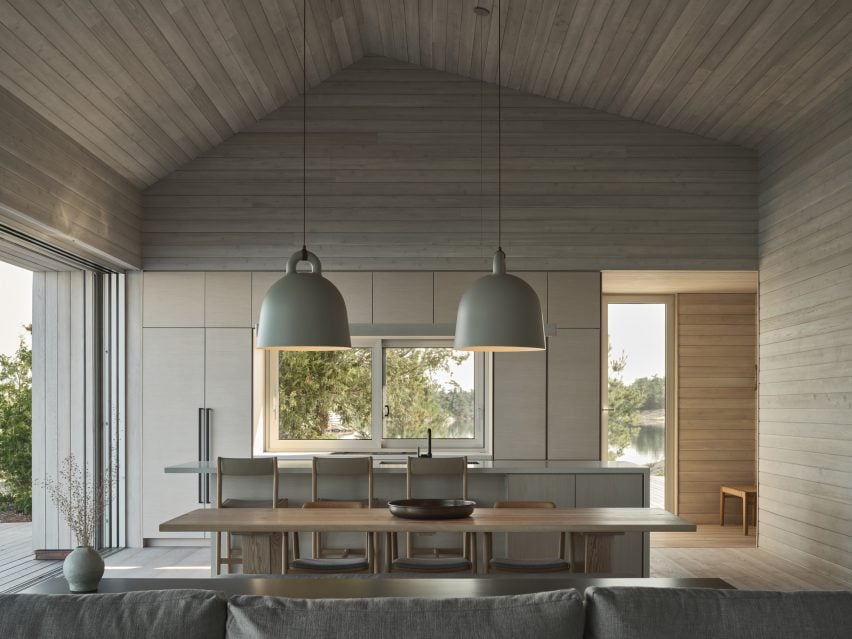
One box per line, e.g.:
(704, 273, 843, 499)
(391, 556, 472, 572)
(489, 557, 571, 572)
(290, 557, 370, 571)
(222, 498, 289, 509)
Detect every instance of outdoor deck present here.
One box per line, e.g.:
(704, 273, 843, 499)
(0, 522, 61, 593)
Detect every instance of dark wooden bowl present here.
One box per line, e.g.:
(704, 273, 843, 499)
(387, 499, 476, 520)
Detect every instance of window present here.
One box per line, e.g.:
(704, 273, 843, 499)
(265, 340, 487, 452)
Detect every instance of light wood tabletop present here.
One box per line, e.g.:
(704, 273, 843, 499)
(161, 507, 695, 575)
(160, 507, 695, 535)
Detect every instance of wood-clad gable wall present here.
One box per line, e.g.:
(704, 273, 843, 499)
(677, 293, 757, 524)
(758, 92, 852, 582)
(0, 87, 142, 269)
(142, 57, 758, 271)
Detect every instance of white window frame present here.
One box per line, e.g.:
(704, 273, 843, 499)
(264, 338, 489, 454)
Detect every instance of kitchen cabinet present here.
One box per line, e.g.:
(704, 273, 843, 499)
(141, 325, 252, 540)
(576, 474, 646, 576)
(141, 271, 254, 539)
(547, 329, 601, 460)
(372, 272, 433, 323)
(548, 272, 601, 328)
(493, 351, 547, 460)
(143, 272, 251, 328)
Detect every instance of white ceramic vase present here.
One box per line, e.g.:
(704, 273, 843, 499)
(63, 546, 104, 593)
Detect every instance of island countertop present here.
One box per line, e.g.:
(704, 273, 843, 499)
(165, 459, 649, 475)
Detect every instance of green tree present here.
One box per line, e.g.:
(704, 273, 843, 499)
(276, 347, 473, 441)
(632, 375, 665, 410)
(385, 348, 472, 439)
(606, 341, 644, 461)
(0, 327, 32, 514)
(278, 348, 372, 439)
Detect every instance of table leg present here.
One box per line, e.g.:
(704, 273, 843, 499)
(742, 494, 749, 536)
(720, 489, 726, 525)
(583, 533, 621, 574)
(470, 533, 477, 574)
(242, 533, 283, 575)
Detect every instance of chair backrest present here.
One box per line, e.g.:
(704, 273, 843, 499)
(312, 456, 373, 506)
(302, 500, 366, 509)
(217, 456, 279, 508)
(406, 456, 468, 499)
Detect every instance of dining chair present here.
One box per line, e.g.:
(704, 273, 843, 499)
(483, 501, 573, 574)
(389, 456, 474, 573)
(289, 456, 375, 573)
(215, 456, 286, 575)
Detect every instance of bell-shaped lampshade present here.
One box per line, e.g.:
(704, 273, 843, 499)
(454, 249, 545, 352)
(256, 248, 351, 350)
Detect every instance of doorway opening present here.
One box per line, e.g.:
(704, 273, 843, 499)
(603, 297, 674, 510)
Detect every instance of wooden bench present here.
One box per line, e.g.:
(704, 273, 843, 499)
(719, 485, 757, 535)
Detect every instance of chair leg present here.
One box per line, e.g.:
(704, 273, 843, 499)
(282, 531, 290, 574)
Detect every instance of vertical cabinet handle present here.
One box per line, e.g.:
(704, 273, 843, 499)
(204, 408, 212, 504)
(197, 408, 204, 504)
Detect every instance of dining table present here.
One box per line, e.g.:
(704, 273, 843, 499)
(160, 506, 696, 575)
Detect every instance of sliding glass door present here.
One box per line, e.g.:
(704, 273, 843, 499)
(603, 297, 674, 510)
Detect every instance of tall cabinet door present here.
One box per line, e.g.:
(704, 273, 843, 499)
(205, 328, 252, 459)
(142, 328, 205, 539)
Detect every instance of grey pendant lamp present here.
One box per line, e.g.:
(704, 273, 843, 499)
(455, 3, 545, 352)
(256, 0, 350, 351)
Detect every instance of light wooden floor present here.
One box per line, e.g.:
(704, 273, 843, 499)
(649, 524, 850, 590)
(651, 524, 757, 548)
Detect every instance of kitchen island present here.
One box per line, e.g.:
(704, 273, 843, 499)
(163, 460, 653, 576)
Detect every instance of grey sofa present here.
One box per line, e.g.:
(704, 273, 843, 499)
(1, 586, 851, 639)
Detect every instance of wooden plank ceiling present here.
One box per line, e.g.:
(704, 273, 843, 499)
(0, 0, 850, 189)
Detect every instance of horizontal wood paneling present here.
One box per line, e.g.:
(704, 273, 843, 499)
(678, 293, 757, 525)
(0, 86, 141, 269)
(757, 90, 852, 580)
(142, 57, 757, 271)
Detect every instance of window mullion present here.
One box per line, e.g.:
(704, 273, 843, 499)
(371, 340, 384, 445)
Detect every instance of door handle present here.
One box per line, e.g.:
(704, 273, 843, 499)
(204, 408, 212, 504)
(383, 405, 390, 417)
(197, 408, 204, 504)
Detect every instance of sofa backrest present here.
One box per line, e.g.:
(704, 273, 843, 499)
(0, 589, 227, 639)
(226, 589, 585, 639)
(584, 586, 852, 639)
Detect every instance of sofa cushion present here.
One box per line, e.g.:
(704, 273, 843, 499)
(227, 589, 584, 639)
(0, 589, 226, 639)
(585, 586, 852, 639)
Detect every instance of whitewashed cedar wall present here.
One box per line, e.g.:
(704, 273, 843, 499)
(31, 271, 97, 550)
(0, 87, 142, 270)
(757, 93, 852, 582)
(142, 57, 758, 272)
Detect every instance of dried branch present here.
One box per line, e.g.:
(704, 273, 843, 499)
(36, 454, 117, 548)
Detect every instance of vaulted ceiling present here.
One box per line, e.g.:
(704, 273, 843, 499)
(1, 0, 850, 188)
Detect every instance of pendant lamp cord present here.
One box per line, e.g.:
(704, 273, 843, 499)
(497, 0, 502, 253)
(479, 8, 485, 258)
(301, 0, 307, 259)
